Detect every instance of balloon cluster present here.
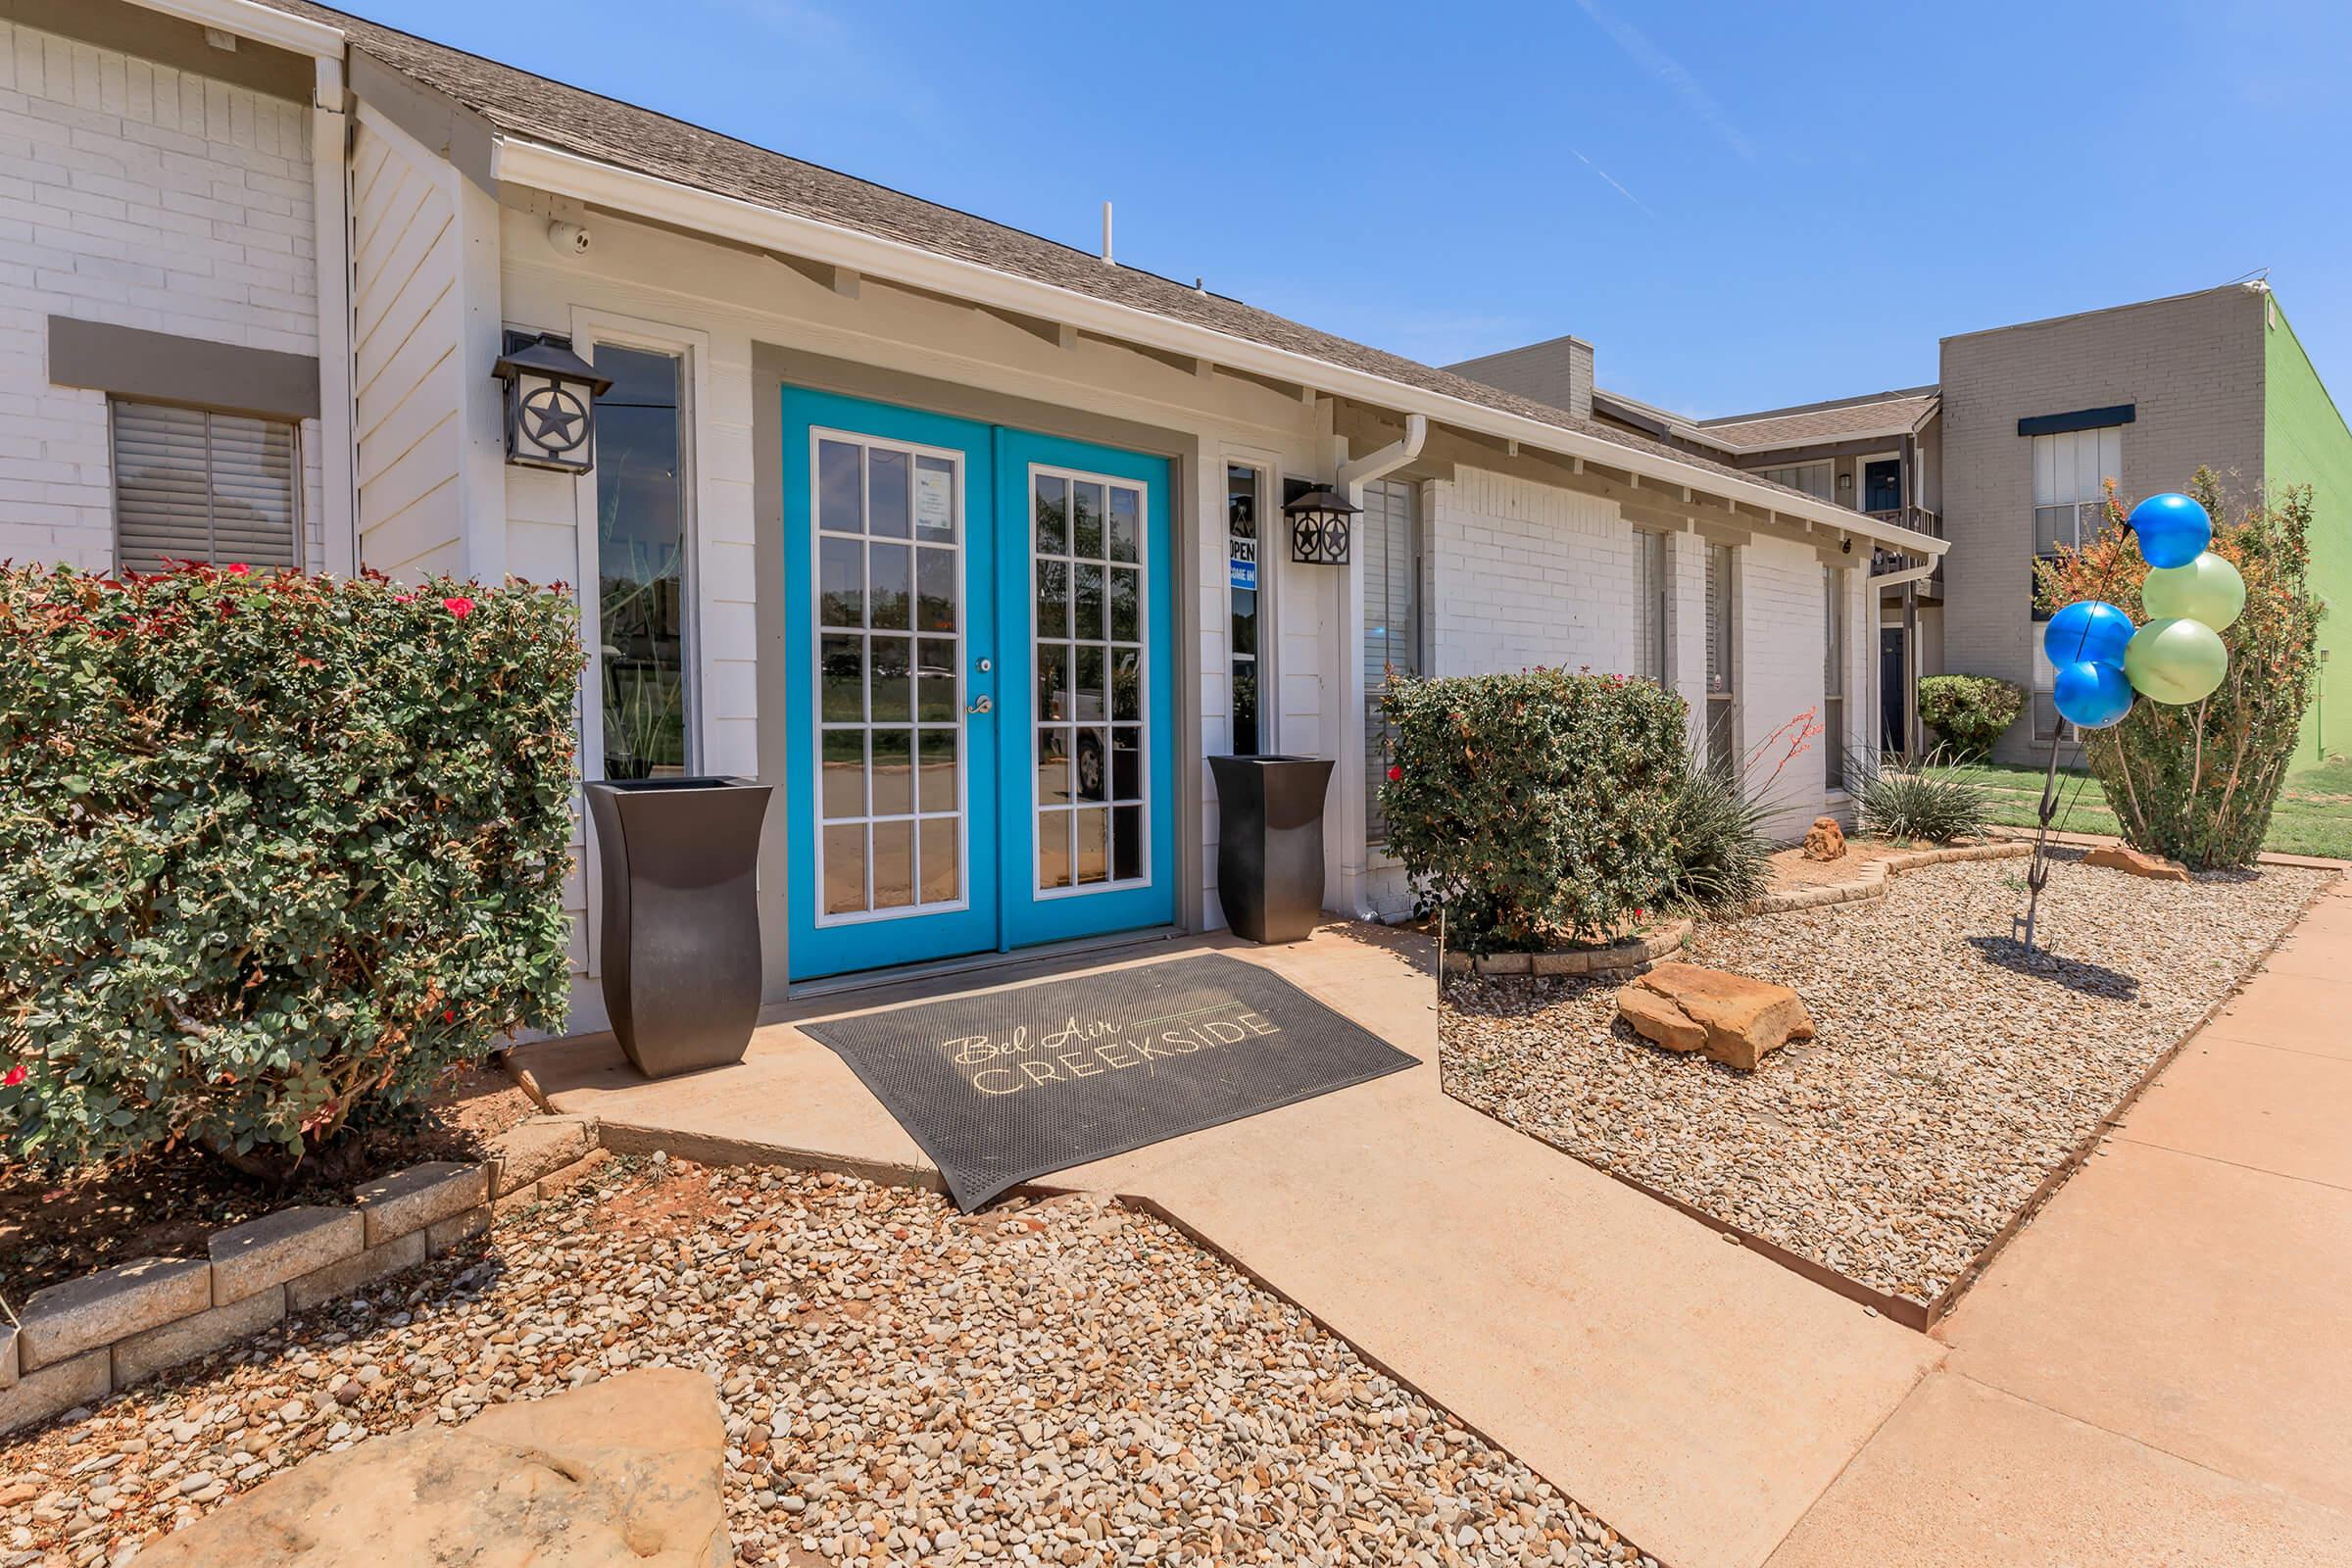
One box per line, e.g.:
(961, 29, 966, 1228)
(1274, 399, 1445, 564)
(2044, 493, 2242, 730)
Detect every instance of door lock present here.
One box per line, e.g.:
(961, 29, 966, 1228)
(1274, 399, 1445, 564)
(976, 658, 993, 673)
(967, 695, 993, 714)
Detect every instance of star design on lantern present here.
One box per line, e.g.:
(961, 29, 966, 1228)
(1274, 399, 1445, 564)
(520, 384, 590, 454)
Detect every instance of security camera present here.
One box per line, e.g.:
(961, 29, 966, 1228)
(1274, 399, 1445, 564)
(547, 220, 591, 257)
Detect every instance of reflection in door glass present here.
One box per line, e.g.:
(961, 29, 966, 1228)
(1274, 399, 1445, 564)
(812, 433, 965, 922)
(1033, 467, 1149, 895)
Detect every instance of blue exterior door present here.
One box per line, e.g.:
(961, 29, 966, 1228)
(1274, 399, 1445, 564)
(783, 389, 1173, 979)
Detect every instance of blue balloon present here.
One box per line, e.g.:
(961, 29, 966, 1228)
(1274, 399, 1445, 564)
(2053, 659, 2134, 730)
(2128, 492, 2212, 569)
(2043, 600, 2136, 668)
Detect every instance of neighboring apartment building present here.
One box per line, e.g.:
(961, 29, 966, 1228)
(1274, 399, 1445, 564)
(3, 0, 1936, 1023)
(1457, 283, 2352, 770)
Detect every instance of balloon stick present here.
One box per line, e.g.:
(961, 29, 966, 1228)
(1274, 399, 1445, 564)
(2012, 729, 2066, 956)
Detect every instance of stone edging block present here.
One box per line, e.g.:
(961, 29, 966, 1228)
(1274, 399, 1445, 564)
(18, 1257, 212, 1371)
(1456, 918, 1694, 978)
(1745, 841, 2031, 915)
(0, 1111, 605, 1438)
(210, 1206, 367, 1306)
(354, 1161, 490, 1247)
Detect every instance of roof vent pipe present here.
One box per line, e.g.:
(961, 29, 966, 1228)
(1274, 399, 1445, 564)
(1102, 201, 1114, 266)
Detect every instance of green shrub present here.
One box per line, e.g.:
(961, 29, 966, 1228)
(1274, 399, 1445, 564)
(1658, 757, 1775, 913)
(1917, 674, 2026, 760)
(1856, 756, 1989, 843)
(1380, 669, 1687, 951)
(2039, 471, 2324, 869)
(0, 563, 583, 1174)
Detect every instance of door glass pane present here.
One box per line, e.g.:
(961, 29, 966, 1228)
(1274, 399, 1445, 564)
(1039, 814, 1072, 890)
(868, 448, 909, 538)
(1074, 808, 1109, 885)
(869, 637, 911, 721)
(871, 728, 912, 816)
(918, 728, 957, 813)
(1032, 466, 1150, 894)
(870, 543, 911, 630)
(920, 818, 958, 903)
(819, 538, 863, 627)
(823, 823, 866, 913)
(916, 548, 956, 632)
(915, 637, 957, 722)
(821, 730, 864, 819)
(818, 440, 862, 533)
(914, 455, 956, 542)
(820, 635, 863, 721)
(871, 820, 914, 908)
(598, 346, 691, 780)
(810, 436, 967, 921)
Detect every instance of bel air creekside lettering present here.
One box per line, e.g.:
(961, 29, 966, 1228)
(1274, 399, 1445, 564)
(945, 1004, 1282, 1097)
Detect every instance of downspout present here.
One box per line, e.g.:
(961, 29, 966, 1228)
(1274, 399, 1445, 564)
(1332, 414, 1428, 921)
(311, 52, 358, 574)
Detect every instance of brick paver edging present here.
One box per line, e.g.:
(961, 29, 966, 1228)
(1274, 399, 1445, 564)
(1446, 918, 1694, 980)
(0, 1115, 606, 1436)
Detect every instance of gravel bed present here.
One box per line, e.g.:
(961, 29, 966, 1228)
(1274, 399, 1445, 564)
(2, 1152, 1647, 1568)
(1441, 852, 2336, 1307)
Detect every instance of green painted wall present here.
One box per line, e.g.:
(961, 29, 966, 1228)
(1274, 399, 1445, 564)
(2263, 291, 2352, 774)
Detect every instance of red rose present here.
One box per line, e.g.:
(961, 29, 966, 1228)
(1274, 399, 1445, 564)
(1386, 764, 1403, 783)
(224, 563, 250, 576)
(2, 1063, 25, 1087)
(442, 1008, 457, 1024)
(442, 596, 475, 619)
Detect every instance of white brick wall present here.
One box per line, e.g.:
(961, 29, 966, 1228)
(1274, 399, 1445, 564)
(0, 22, 322, 571)
(1732, 533, 1837, 841)
(1427, 466, 1638, 676)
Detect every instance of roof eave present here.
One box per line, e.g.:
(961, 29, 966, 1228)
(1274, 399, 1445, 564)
(493, 136, 1945, 558)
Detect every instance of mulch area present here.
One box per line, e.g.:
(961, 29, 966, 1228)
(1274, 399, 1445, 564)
(0, 1064, 537, 1304)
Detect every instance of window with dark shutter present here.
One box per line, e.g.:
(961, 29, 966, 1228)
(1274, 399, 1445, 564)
(111, 400, 299, 572)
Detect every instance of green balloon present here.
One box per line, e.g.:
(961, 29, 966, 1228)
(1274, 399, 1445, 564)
(2141, 551, 2245, 630)
(2123, 616, 2230, 705)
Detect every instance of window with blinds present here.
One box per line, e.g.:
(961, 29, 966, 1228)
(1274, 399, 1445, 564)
(1823, 564, 1847, 789)
(111, 400, 299, 573)
(1361, 477, 1419, 847)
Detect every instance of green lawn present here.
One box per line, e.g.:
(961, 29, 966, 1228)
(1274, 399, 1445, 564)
(1944, 759, 2352, 860)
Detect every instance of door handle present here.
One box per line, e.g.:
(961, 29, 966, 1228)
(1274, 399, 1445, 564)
(967, 695, 993, 714)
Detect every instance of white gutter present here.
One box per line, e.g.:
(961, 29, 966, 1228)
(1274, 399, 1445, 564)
(1872, 560, 1939, 589)
(1337, 414, 1426, 489)
(122, 0, 346, 57)
(492, 137, 1946, 559)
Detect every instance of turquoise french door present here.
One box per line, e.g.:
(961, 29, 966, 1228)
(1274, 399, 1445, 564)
(783, 389, 1174, 979)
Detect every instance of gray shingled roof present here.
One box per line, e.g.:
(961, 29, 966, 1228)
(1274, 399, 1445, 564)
(1694, 390, 1940, 451)
(260, 1, 1873, 514)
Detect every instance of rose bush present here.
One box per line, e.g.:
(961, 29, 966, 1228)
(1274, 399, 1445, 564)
(0, 563, 582, 1174)
(1379, 668, 1688, 951)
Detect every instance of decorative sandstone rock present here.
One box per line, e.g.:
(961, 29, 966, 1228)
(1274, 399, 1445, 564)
(2083, 844, 2191, 882)
(1802, 815, 1847, 861)
(1617, 961, 1816, 1072)
(136, 1367, 732, 1567)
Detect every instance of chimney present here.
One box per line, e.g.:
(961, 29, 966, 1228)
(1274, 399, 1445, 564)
(1446, 334, 1593, 421)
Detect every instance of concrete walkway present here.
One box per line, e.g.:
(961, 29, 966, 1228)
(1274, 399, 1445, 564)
(1768, 873, 2352, 1567)
(514, 925, 1940, 1568)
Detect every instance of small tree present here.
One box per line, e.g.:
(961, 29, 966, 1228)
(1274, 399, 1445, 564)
(1917, 674, 2026, 760)
(2036, 469, 2324, 868)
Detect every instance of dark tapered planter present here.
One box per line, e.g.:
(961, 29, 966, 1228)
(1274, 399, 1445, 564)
(1209, 756, 1335, 944)
(585, 777, 772, 1079)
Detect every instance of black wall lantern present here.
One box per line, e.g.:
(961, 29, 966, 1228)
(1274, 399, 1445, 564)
(494, 329, 612, 474)
(1283, 481, 1358, 565)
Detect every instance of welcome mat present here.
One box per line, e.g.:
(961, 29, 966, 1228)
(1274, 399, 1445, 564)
(801, 953, 1417, 1210)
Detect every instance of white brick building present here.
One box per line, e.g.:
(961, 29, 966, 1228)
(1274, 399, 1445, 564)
(5, 0, 1938, 1013)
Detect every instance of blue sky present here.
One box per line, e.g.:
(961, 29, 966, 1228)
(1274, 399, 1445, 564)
(355, 0, 2351, 418)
